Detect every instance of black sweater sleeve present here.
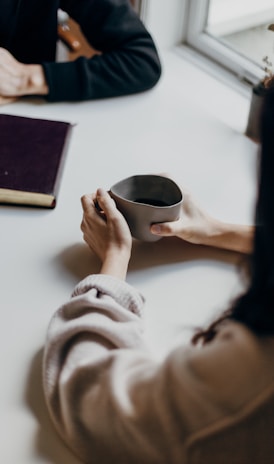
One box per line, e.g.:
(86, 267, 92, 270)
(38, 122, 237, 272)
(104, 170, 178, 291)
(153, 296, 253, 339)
(42, 0, 161, 102)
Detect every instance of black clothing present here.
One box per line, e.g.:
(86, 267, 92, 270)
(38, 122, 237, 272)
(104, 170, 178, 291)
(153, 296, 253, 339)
(0, 0, 21, 46)
(1, 0, 161, 102)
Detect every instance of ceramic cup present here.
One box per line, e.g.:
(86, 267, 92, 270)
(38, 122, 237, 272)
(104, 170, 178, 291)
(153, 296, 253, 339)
(109, 174, 183, 241)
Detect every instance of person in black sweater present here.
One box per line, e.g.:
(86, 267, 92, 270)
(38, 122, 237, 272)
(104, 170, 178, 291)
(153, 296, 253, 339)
(0, 0, 161, 104)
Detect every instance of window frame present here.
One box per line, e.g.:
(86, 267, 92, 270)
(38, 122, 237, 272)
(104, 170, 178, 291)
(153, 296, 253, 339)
(142, 0, 266, 86)
(185, 0, 264, 85)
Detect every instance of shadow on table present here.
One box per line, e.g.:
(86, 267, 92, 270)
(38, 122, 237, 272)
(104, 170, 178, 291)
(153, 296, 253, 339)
(56, 237, 248, 283)
(25, 349, 82, 464)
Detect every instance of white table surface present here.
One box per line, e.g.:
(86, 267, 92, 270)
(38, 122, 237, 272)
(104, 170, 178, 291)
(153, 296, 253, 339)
(0, 50, 258, 463)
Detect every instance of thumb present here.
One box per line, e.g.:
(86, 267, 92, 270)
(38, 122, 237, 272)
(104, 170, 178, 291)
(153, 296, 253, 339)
(150, 222, 176, 237)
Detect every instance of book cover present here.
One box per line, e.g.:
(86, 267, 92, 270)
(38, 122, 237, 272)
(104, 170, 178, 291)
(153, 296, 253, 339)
(0, 113, 74, 208)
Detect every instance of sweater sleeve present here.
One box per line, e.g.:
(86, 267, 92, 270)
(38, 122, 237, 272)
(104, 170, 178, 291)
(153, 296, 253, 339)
(43, 273, 189, 463)
(43, 275, 273, 464)
(42, 0, 161, 102)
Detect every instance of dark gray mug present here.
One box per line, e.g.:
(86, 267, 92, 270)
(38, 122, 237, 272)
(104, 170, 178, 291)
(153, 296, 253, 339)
(109, 174, 183, 241)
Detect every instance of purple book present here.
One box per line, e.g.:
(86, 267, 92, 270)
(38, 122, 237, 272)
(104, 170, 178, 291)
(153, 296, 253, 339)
(0, 113, 73, 208)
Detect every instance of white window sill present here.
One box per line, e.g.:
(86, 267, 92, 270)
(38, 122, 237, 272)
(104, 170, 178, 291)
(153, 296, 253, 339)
(160, 46, 252, 133)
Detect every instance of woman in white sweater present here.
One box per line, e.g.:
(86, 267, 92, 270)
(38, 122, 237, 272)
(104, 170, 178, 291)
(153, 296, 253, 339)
(43, 89, 274, 464)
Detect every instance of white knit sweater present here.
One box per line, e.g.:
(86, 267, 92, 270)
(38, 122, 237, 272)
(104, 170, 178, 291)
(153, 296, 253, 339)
(43, 274, 274, 464)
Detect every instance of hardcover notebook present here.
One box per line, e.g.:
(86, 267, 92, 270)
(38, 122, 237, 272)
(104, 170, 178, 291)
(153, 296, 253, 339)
(0, 113, 73, 208)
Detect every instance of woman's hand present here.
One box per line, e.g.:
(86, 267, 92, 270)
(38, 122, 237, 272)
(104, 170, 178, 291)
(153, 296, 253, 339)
(151, 190, 218, 244)
(81, 189, 132, 279)
(151, 189, 254, 254)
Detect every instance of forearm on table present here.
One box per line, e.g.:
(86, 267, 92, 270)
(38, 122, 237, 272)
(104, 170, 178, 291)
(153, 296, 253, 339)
(100, 249, 131, 280)
(205, 220, 255, 254)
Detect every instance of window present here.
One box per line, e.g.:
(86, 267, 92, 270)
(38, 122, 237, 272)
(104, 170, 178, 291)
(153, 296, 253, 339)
(185, 0, 274, 85)
(141, 0, 274, 86)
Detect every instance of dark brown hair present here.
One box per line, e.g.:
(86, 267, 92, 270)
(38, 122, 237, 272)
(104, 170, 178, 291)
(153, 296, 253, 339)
(192, 86, 274, 345)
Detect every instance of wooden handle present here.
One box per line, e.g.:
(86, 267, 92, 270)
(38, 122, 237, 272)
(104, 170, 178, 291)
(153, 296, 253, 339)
(57, 24, 81, 51)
